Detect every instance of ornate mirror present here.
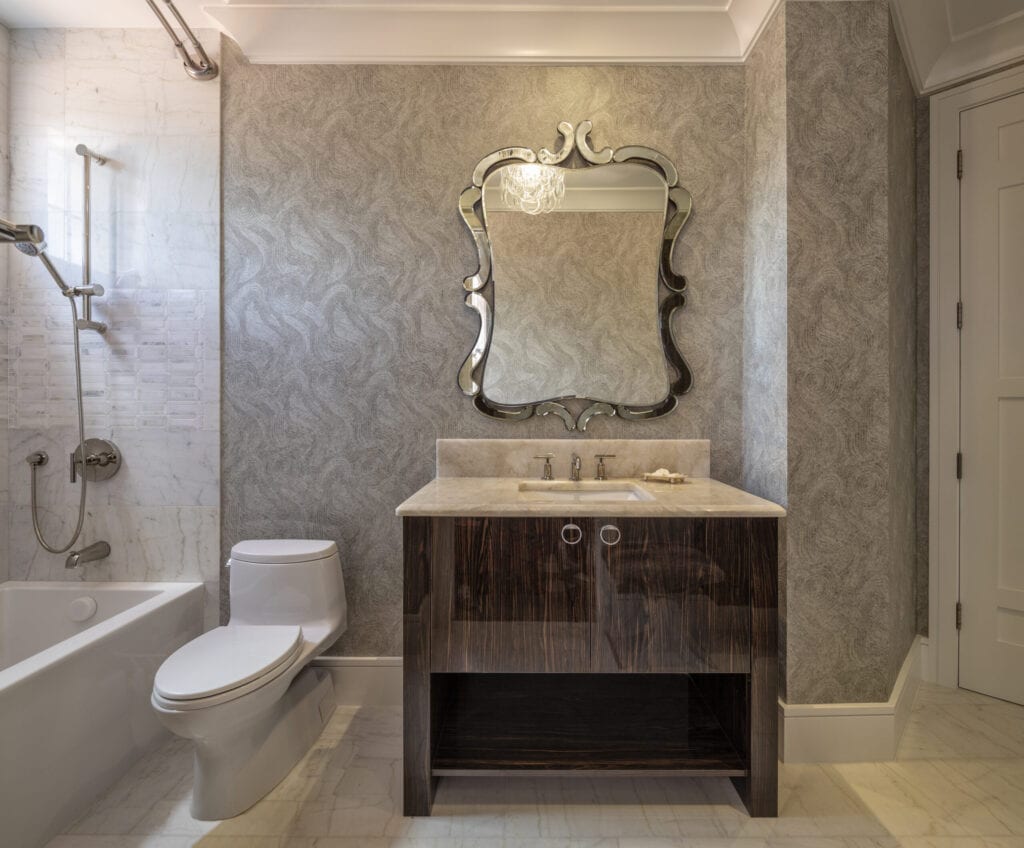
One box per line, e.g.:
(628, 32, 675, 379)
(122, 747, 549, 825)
(457, 121, 693, 431)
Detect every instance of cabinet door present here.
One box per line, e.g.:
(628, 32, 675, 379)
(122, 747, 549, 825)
(594, 518, 751, 673)
(431, 517, 592, 672)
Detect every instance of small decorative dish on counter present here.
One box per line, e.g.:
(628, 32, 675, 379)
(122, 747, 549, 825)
(642, 468, 687, 484)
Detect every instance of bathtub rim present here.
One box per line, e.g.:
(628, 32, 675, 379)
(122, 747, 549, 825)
(0, 581, 204, 691)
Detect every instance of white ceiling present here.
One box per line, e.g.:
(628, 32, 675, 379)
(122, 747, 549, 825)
(945, 0, 1024, 40)
(0, 0, 1022, 90)
(0, 0, 731, 29)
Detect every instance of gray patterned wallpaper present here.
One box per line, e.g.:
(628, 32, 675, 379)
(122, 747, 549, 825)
(887, 18, 920, 691)
(221, 42, 747, 656)
(742, 4, 789, 695)
(742, 6, 788, 509)
(220, 2, 926, 701)
(915, 96, 930, 637)
(0, 24, 8, 586)
(484, 210, 670, 406)
(784, 1, 918, 703)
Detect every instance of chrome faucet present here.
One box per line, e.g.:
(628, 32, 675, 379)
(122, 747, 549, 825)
(570, 453, 582, 482)
(594, 453, 616, 481)
(65, 540, 111, 570)
(533, 453, 554, 480)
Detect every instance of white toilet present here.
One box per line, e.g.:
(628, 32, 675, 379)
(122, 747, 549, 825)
(151, 539, 347, 820)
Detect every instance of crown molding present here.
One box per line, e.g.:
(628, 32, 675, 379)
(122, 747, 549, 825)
(891, 0, 1024, 94)
(203, 0, 780, 64)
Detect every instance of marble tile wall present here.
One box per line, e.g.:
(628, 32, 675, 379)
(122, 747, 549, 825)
(221, 41, 748, 656)
(4, 29, 220, 625)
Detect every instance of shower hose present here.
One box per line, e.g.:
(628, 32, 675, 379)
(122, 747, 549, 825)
(28, 295, 89, 553)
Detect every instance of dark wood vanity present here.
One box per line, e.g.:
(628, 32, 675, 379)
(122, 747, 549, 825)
(402, 513, 779, 818)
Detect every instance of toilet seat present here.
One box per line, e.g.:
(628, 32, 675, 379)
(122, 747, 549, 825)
(154, 625, 304, 705)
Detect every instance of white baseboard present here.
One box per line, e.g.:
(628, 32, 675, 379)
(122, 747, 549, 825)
(779, 635, 923, 763)
(310, 656, 402, 707)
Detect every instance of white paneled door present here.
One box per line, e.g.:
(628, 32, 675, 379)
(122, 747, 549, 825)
(959, 90, 1024, 705)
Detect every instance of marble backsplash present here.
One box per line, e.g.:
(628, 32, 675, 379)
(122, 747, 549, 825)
(436, 438, 712, 480)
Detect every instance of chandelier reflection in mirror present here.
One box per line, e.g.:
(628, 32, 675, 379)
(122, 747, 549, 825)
(500, 164, 566, 215)
(458, 120, 694, 431)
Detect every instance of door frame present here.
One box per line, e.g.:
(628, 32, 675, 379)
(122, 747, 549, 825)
(929, 65, 1024, 687)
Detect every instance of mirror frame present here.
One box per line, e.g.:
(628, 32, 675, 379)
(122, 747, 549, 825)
(457, 120, 694, 431)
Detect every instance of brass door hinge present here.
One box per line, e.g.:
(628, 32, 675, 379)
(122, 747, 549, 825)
(957, 148, 963, 180)
(957, 300, 963, 330)
(957, 452, 963, 479)
(956, 601, 963, 630)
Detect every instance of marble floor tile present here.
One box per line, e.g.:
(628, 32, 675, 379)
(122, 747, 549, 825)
(47, 685, 1024, 848)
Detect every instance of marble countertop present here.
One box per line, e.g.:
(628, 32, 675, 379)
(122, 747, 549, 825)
(395, 476, 786, 518)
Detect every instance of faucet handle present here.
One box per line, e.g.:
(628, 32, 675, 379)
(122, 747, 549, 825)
(533, 454, 554, 481)
(593, 453, 616, 481)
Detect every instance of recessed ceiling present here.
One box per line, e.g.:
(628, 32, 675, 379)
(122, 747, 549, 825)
(0, 0, 777, 63)
(892, 0, 1024, 93)
(2, 0, 1022, 85)
(0, 0, 732, 30)
(946, 0, 1024, 41)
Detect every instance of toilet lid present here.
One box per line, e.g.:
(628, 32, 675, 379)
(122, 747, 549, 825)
(230, 539, 338, 564)
(154, 625, 303, 700)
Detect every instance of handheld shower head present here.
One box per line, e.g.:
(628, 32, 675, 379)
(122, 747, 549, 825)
(0, 218, 72, 293)
(0, 218, 45, 246)
(15, 240, 45, 257)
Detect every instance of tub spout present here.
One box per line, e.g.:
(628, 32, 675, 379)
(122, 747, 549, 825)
(66, 540, 111, 569)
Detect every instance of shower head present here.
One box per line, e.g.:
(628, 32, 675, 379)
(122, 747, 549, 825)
(15, 240, 45, 257)
(0, 218, 72, 294)
(0, 218, 45, 246)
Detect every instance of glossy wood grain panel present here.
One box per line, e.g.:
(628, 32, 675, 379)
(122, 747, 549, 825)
(402, 517, 434, 816)
(733, 517, 779, 817)
(595, 518, 751, 673)
(431, 517, 592, 672)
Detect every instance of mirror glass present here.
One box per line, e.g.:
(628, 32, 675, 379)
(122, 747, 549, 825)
(480, 162, 670, 406)
(457, 122, 693, 431)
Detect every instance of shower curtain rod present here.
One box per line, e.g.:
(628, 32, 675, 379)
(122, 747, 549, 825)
(144, 0, 219, 81)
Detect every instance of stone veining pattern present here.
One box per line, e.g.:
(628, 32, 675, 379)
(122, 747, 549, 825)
(4, 30, 220, 625)
(221, 40, 747, 655)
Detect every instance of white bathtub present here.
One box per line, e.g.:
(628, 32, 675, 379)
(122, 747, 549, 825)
(0, 581, 204, 848)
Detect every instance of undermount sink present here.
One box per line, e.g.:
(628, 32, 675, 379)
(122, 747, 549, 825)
(518, 480, 655, 503)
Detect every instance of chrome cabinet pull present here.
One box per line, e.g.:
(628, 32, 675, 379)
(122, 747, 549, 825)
(561, 523, 583, 545)
(599, 524, 621, 546)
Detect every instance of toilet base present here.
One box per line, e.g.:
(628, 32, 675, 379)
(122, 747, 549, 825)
(190, 667, 336, 820)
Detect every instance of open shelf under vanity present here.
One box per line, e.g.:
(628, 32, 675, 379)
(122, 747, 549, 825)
(431, 672, 748, 777)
